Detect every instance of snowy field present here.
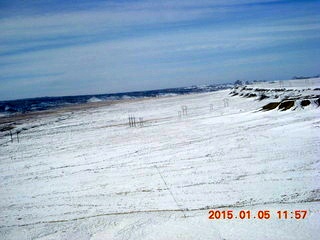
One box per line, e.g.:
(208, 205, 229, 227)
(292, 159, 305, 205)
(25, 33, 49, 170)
(0, 79, 320, 239)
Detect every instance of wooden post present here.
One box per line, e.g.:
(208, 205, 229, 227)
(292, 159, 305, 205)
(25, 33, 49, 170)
(129, 115, 137, 127)
(129, 115, 132, 127)
(279, 81, 284, 88)
(16, 132, 19, 143)
(181, 106, 188, 116)
(140, 117, 143, 127)
(223, 98, 229, 107)
(305, 79, 310, 86)
(10, 130, 13, 142)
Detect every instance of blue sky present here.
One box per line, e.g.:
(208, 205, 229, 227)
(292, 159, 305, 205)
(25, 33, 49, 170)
(0, 0, 319, 100)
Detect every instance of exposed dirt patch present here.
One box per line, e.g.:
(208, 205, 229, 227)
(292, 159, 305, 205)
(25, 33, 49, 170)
(261, 102, 280, 111)
(247, 93, 257, 98)
(301, 100, 311, 107)
(258, 94, 269, 100)
(278, 100, 295, 111)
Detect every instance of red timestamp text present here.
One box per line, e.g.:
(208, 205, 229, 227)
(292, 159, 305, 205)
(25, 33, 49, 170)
(208, 210, 308, 220)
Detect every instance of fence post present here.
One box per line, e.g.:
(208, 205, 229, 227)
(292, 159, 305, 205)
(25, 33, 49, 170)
(139, 117, 143, 127)
(181, 106, 188, 116)
(279, 80, 284, 88)
(9, 130, 13, 143)
(223, 98, 229, 107)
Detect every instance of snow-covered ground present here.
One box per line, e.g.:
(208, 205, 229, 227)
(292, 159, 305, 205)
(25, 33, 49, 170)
(0, 79, 320, 239)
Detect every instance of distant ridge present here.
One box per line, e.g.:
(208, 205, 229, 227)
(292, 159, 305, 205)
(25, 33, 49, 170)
(0, 83, 231, 116)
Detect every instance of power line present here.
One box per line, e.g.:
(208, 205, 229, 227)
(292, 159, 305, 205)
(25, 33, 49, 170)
(154, 165, 187, 218)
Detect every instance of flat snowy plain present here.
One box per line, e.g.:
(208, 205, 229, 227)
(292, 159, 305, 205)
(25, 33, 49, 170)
(0, 79, 319, 239)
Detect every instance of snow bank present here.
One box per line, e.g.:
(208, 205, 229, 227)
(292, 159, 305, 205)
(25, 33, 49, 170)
(230, 78, 320, 111)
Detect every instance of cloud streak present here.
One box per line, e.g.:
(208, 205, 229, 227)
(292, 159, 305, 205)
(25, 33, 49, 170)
(0, 0, 319, 100)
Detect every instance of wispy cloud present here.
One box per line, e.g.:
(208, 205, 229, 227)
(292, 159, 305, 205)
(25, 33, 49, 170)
(0, 0, 319, 100)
